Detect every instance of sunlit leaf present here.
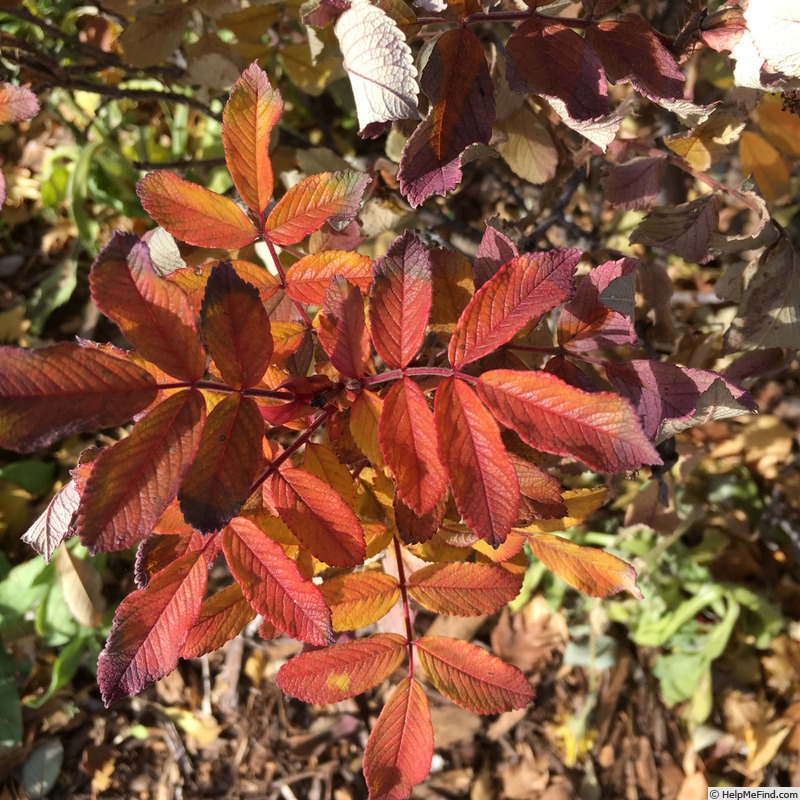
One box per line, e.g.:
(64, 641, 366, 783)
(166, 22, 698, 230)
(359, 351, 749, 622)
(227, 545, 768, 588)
(277, 633, 406, 703)
(434, 378, 519, 546)
(137, 171, 258, 249)
(223, 517, 333, 645)
(0, 344, 157, 452)
(318, 277, 370, 378)
(364, 678, 434, 800)
(527, 532, 642, 598)
(320, 571, 400, 631)
(284, 250, 374, 305)
(180, 582, 256, 659)
(97, 549, 207, 705)
(415, 635, 534, 713)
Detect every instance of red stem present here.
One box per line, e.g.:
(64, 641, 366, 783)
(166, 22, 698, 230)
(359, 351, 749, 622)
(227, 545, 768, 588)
(361, 365, 475, 388)
(250, 405, 335, 493)
(156, 380, 297, 400)
(264, 237, 314, 328)
(392, 534, 416, 677)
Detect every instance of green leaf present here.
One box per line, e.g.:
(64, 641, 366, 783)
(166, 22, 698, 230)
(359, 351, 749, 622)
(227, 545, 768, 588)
(26, 634, 91, 709)
(0, 460, 56, 495)
(0, 650, 22, 748)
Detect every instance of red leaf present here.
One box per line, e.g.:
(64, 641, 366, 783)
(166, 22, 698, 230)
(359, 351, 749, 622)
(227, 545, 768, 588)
(448, 249, 580, 368)
(276, 633, 406, 703)
(557, 258, 638, 352)
(398, 28, 494, 207)
(90, 233, 207, 381)
(223, 517, 333, 645)
(200, 261, 273, 389)
(0, 83, 39, 124)
(585, 14, 685, 101)
(474, 226, 518, 289)
(477, 369, 662, 472)
(318, 278, 370, 379)
(264, 171, 371, 246)
(364, 677, 434, 800)
(77, 389, 206, 553)
(178, 395, 264, 532)
(394, 492, 447, 546)
(304, 442, 356, 509)
(434, 378, 519, 546)
(606, 360, 756, 439)
(180, 582, 256, 659)
(369, 231, 433, 369)
(527, 532, 642, 598)
(408, 562, 522, 616)
(506, 17, 608, 121)
(320, 571, 400, 631)
(600, 157, 666, 210)
(509, 454, 566, 521)
(268, 468, 366, 568)
(222, 62, 283, 215)
(415, 636, 534, 714)
(544, 355, 600, 393)
(137, 171, 258, 249)
(97, 549, 207, 705)
(379, 377, 447, 516)
(284, 250, 374, 305)
(0, 343, 157, 452)
(135, 531, 203, 588)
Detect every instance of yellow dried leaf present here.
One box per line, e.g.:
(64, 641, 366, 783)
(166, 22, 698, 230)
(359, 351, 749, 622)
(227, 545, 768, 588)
(739, 131, 791, 202)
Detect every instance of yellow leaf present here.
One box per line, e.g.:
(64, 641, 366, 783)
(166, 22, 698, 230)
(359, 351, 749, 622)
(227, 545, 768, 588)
(665, 111, 746, 170)
(757, 96, 800, 157)
(739, 131, 791, 202)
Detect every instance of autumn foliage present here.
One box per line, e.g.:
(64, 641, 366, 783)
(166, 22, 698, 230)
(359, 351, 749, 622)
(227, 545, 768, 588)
(2, 0, 795, 794)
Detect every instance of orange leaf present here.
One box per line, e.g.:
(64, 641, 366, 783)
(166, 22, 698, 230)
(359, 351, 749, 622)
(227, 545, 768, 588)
(350, 390, 384, 468)
(276, 633, 406, 703)
(201, 261, 273, 389)
(477, 369, 662, 472)
(320, 571, 400, 631)
(757, 98, 800, 157)
(527, 532, 642, 598)
(394, 491, 447, 546)
(407, 562, 522, 616)
(318, 278, 370, 378)
(434, 378, 519, 546)
(415, 636, 534, 714)
(178, 395, 264, 533)
(448, 250, 579, 367)
(222, 62, 283, 215)
(180, 582, 256, 659)
(268, 467, 366, 568)
(0, 343, 156, 452)
(368, 227, 432, 369)
(379, 378, 447, 516)
(739, 131, 791, 203)
(97, 549, 207, 705)
(77, 389, 206, 553)
(364, 678, 434, 800)
(137, 171, 258, 249)
(223, 517, 333, 645)
(284, 250, 374, 305)
(90, 233, 207, 381)
(264, 171, 371, 246)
